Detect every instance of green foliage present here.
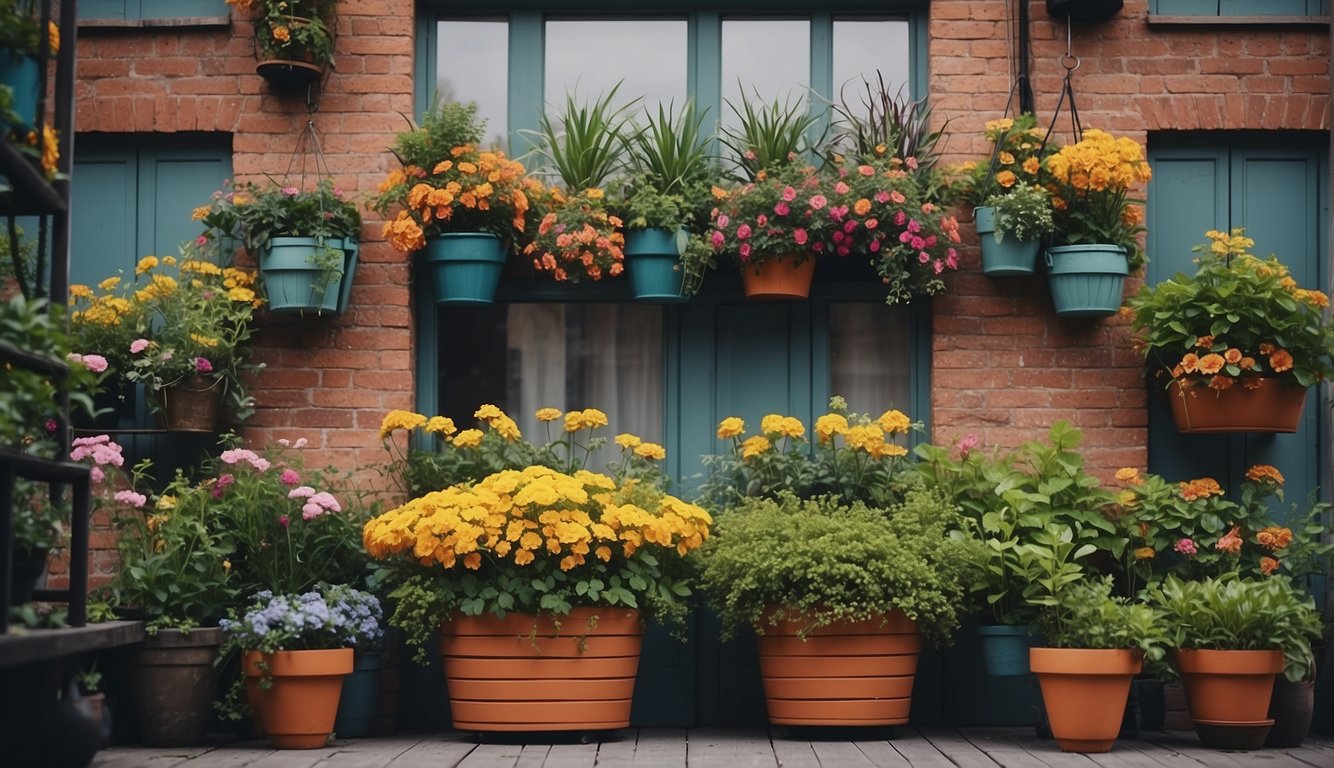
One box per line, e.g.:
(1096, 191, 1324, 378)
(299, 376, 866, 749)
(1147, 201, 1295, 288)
(0, 0, 50, 58)
(912, 422, 1123, 625)
(1150, 575, 1324, 681)
(252, 6, 335, 68)
(696, 489, 985, 646)
(387, 100, 487, 170)
(829, 71, 948, 191)
(209, 178, 362, 254)
(984, 183, 1054, 243)
(1125, 229, 1334, 390)
(529, 83, 638, 191)
(0, 294, 96, 456)
(1037, 576, 1170, 662)
(720, 87, 824, 181)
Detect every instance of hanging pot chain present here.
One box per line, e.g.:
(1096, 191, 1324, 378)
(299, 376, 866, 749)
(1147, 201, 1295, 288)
(1041, 18, 1084, 153)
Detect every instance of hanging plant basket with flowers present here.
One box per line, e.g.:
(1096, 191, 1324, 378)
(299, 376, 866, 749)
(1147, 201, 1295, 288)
(227, 0, 336, 89)
(1125, 229, 1334, 433)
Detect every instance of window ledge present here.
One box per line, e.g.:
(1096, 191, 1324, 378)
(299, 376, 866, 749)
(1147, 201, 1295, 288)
(1148, 14, 1329, 25)
(78, 16, 231, 30)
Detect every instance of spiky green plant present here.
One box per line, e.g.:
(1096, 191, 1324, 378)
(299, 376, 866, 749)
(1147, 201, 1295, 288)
(529, 83, 639, 191)
(719, 86, 824, 181)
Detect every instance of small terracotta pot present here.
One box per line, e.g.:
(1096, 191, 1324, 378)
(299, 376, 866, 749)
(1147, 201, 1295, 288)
(740, 255, 816, 300)
(439, 608, 643, 732)
(244, 648, 353, 749)
(756, 610, 921, 726)
(1175, 648, 1284, 723)
(1030, 647, 1142, 753)
(1167, 377, 1306, 433)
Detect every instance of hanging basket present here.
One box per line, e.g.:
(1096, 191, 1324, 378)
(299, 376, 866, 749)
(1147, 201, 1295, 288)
(1045, 244, 1128, 317)
(260, 236, 357, 315)
(624, 228, 689, 302)
(975, 207, 1040, 276)
(1167, 378, 1306, 434)
(740, 255, 816, 301)
(157, 376, 223, 432)
(255, 60, 322, 89)
(422, 233, 508, 305)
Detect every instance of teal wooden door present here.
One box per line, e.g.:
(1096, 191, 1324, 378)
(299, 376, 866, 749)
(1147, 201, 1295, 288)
(1145, 135, 1328, 508)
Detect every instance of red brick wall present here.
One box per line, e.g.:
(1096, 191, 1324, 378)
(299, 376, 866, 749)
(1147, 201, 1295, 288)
(928, 0, 1330, 473)
(68, 0, 1330, 492)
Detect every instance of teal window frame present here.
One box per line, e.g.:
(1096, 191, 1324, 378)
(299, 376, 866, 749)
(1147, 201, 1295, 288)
(1148, 0, 1329, 15)
(413, 2, 935, 438)
(79, 0, 229, 21)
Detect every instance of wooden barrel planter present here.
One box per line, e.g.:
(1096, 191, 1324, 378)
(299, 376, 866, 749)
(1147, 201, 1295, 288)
(439, 607, 643, 732)
(756, 611, 921, 726)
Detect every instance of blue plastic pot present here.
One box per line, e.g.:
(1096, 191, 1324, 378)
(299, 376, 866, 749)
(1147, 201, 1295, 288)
(0, 52, 39, 128)
(422, 233, 507, 305)
(975, 206, 1040, 276)
(624, 227, 688, 303)
(977, 624, 1036, 676)
(258, 236, 356, 315)
(1045, 244, 1129, 317)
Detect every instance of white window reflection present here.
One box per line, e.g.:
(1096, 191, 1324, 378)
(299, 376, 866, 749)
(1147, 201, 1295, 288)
(437, 20, 509, 150)
(832, 18, 912, 114)
(544, 20, 688, 118)
(720, 19, 810, 159)
(829, 303, 911, 414)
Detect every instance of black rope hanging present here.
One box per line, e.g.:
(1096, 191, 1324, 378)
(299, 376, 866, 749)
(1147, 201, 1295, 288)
(1040, 19, 1084, 154)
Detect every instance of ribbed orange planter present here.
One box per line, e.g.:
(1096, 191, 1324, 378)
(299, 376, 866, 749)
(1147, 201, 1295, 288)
(1030, 647, 1143, 753)
(1167, 378, 1306, 433)
(756, 611, 921, 726)
(1176, 648, 1284, 723)
(439, 608, 643, 732)
(243, 648, 353, 749)
(740, 255, 816, 300)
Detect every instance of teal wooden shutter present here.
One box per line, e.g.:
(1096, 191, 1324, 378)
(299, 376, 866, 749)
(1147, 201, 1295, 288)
(79, 0, 228, 20)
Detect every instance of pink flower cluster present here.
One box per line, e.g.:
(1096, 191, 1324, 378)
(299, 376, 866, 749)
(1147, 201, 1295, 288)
(67, 353, 109, 374)
(71, 435, 125, 484)
(220, 448, 271, 472)
(288, 486, 342, 520)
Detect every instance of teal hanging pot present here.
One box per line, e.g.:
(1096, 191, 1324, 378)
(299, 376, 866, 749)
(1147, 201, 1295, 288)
(975, 206, 1040, 276)
(258, 236, 354, 315)
(624, 227, 688, 303)
(422, 233, 507, 305)
(0, 52, 39, 128)
(1045, 244, 1128, 317)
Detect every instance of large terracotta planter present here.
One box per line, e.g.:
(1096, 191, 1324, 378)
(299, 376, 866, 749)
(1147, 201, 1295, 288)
(1167, 378, 1306, 434)
(131, 627, 222, 746)
(243, 648, 353, 749)
(439, 608, 643, 732)
(1030, 647, 1142, 753)
(740, 255, 816, 300)
(1175, 648, 1283, 723)
(756, 611, 921, 726)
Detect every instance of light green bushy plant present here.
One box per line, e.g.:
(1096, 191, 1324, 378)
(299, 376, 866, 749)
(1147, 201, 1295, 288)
(984, 183, 1054, 243)
(696, 489, 985, 645)
(1150, 574, 1324, 681)
(1038, 576, 1170, 662)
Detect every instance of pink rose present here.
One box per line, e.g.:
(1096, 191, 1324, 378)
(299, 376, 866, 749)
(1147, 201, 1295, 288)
(736, 224, 752, 240)
(781, 186, 797, 202)
(773, 202, 790, 216)
(808, 194, 827, 210)
(195, 357, 213, 374)
(710, 231, 725, 248)
(716, 214, 730, 229)
(739, 243, 751, 259)
(130, 338, 149, 354)
(793, 229, 808, 245)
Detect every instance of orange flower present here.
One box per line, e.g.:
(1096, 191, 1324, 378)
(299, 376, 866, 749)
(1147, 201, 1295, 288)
(1257, 525, 1293, 550)
(1134, 547, 1155, 560)
(1259, 341, 1275, 355)
(1215, 526, 1243, 555)
(1223, 348, 1242, 365)
(1180, 353, 1200, 374)
(1245, 464, 1284, 485)
(1242, 376, 1264, 390)
(1195, 335, 1214, 349)
(1260, 557, 1280, 576)
(1208, 375, 1233, 391)
(1197, 353, 1225, 375)
(1179, 477, 1223, 501)
(1269, 349, 1294, 372)
(1114, 467, 1143, 486)
(1238, 356, 1256, 370)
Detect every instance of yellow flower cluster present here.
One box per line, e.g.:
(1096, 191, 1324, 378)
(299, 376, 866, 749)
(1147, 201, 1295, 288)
(717, 409, 913, 461)
(362, 465, 712, 570)
(1045, 128, 1153, 194)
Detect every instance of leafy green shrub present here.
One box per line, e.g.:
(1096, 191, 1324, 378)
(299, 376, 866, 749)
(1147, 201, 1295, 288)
(1038, 576, 1169, 662)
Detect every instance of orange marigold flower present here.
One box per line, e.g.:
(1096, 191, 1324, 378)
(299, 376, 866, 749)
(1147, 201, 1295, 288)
(1245, 464, 1284, 485)
(1180, 478, 1223, 501)
(1208, 375, 1233, 391)
(1114, 467, 1142, 486)
(1223, 348, 1242, 365)
(1180, 353, 1200, 374)
(1260, 556, 1281, 576)
(1195, 335, 1214, 349)
(1258, 525, 1293, 551)
(1259, 341, 1275, 355)
(1215, 526, 1243, 555)
(272, 25, 291, 42)
(996, 170, 1017, 188)
(1238, 356, 1256, 370)
(1269, 349, 1294, 372)
(1134, 546, 1155, 560)
(1197, 353, 1225, 375)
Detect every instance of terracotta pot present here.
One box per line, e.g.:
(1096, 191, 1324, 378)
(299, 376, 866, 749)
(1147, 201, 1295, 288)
(243, 648, 353, 749)
(1175, 648, 1283, 723)
(755, 610, 921, 726)
(1029, 647, 1142, 753)
(1265, 676, 1315, 747)
(1167, 377, 1306, 433)
(131, 627, 222, 746)
(740, 255, 816, 300)
(439, 608, 643, 732)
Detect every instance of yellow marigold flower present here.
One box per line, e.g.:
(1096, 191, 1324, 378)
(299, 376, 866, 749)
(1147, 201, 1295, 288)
(814, 413, 848, 443)
(760, 414, 785, 435)
(227, 286, 256, 303)
(995, 170, 1017, 188)
(998, 151, 1016, 166)
(452, 429, 483, 448)
(634, 442, 666, 461)
(190, 333, 219, 348)
(1244, 464, 1284, 485)
(1133, 547, 1155, 560)
(615, 433, 642, 449)
(580, 408, 608, 429)
(69, 284, 94, 299)
(474, 403, 505, 422)
(135, 256, 159, 275)
(535, 407, 562, 422)
(1118, 490, 1137, 506)
(740, 435, 771, 460)
(1022, 156, 1040, 175)
(1114, 467, 1143, 486)
(272, 25, 291, 43)
(717, 417, 744, 439)
(378, 409, 427, 439)
(425, 416, 457, 435)
(191, 204, 212, 221)
(876, 410, 911, 434)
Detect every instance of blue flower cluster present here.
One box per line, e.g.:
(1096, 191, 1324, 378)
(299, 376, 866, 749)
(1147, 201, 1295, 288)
(221, 584, 382, 653)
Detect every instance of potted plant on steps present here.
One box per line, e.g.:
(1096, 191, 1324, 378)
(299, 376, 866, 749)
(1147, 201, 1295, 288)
(617, 99, 716, 301)
(363, 404, 711, 733)
(1125, 229, 1334, 434)
(372, 101, 533, 305)
(1043, 128, 1152, 317)
(220, 178, 362, 316)
(1151, 575, 1324, 749)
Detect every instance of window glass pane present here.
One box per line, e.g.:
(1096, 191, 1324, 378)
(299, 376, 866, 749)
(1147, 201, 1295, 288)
(828, 303, 911, 414)
(437, 304, 663, 469)
(437, 20, 510, 149)
(544, 20, 688, 118)
(832, 18, 911, 109)
(720, 19, 810, 138)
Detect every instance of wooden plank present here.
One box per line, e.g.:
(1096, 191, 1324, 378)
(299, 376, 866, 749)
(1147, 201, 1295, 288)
(683, 727, 776, 768)
(387, 732, 480, 767)
(769, 739, 821, 768)
(615, 728, 688, 767)
(810, 740, 879, 767)
(590, 729, 642, 766)
(237, 749, 329, 768)
(308, 737, 436, 768)
(536, 742, 598, 768)
(915, 727, 1005, 768)
(455, 741, 523, 768)
(91, 746, 209, 768)
(848, 739, 912, 768)
(958, 728, 1061, 768)
(512, 744, 550, 768)
(1132, 731, 1311, 768)
(882, 733, 958, 768)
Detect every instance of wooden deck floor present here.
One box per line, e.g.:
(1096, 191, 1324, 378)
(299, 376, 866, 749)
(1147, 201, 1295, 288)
(89, 727, 1334, 768)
